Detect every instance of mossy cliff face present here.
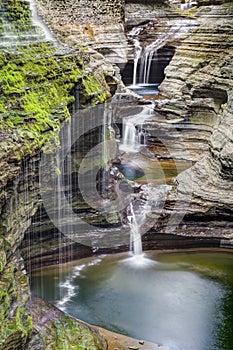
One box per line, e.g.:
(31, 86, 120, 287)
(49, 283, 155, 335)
(0, 42, 114, 193)
(0, 157, 38, 349)
(3, 0, 31, 30)
(0, 1, 119, 348)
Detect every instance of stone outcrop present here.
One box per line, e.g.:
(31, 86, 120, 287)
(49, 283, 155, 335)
(0, 158, 39, 349)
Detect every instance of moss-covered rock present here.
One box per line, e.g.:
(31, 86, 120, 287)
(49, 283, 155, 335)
(0, 256, 32, 350)
(4, 0, 31, 31)
(0, 41, 113, 191)
(27, 297, 106, 350)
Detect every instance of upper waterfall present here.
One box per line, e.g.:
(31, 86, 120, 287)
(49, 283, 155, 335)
(128, 18, 199, 86)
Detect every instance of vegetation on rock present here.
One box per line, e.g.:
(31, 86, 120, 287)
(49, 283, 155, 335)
(0, 41, 110, 191)
(4, 0, 31, 31)
(27, 297, 106, 350)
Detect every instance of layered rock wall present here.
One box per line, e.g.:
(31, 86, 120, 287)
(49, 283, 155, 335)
(150, 2, 233, 239)
(38, 0, 125, 25)
(37, 0, 128, 63)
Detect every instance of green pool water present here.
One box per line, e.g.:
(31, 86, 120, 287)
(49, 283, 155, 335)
(31, 250, 233, 350)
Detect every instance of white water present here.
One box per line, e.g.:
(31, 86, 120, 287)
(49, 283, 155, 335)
(139, 49, 158, 84)
(128, 202, 143, 255)
(133, 38, 142, 85)
(120, 118, 148, 153)
(122, 119, 137, 151)
(128, 27, 143, 86)
(28, 0, 56, 42)
(180, 2, 196, 10)
(127, 185, 170, 257)
(56, 258, 102, 311)
(129, 19, 198, 85)
(120, 106, 151, 153)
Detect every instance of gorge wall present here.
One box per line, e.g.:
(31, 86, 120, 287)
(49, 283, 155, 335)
(0, 0, 119, 348)
(142, 2, 233, 243)
(1, 0, 233, 348)
(112, 0, 232, 242)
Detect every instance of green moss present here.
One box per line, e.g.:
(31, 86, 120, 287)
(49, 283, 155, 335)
(0, 250, 6, 273)
(15, 306, 32, 337)
(0, 44, 77, 167)
(5, 0, 31, 31)
(0, 263, 32, 348)
(0, 41, 111, 190)
(82, 74, 107, 104)
(0, 42, 109, 158)
(40, 313, 105, 350)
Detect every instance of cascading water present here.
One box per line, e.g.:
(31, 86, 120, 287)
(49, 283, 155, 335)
(120, 118, 147, 153)
(119, 105, 153, 153)
(128, 202, 143, 256)
(29, 0, 56, 42)
(128, 19, 198, 87)
(180, 2, 195, 10)
(128, 27, 143, 86)
(133, 38, 142, 85)
(125, 184, 171, 266)
(122, 119, 137, 150)
(139, 50, 158, 84)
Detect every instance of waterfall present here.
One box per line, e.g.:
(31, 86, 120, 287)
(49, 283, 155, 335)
(120, 117, 148, 153)
(123, 120, 137, 149)
(137, 126, 147, 146)
(128, 19, 198, 85)
(180, 2, 195, 10)
(103, 109, 108, 170)
(139, 50, 157, 84)
(119, 105, 154, 153)
(128, 202, 143, 256)
(128, 26, 143, 86)
(29, 0, 56, 42)
(132, 38, 142, 85)
(55, 152, 64, 301)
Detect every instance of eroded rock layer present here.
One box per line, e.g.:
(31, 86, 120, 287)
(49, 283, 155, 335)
(147, 2, 233, 241)
(37, 0, 128, 63)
